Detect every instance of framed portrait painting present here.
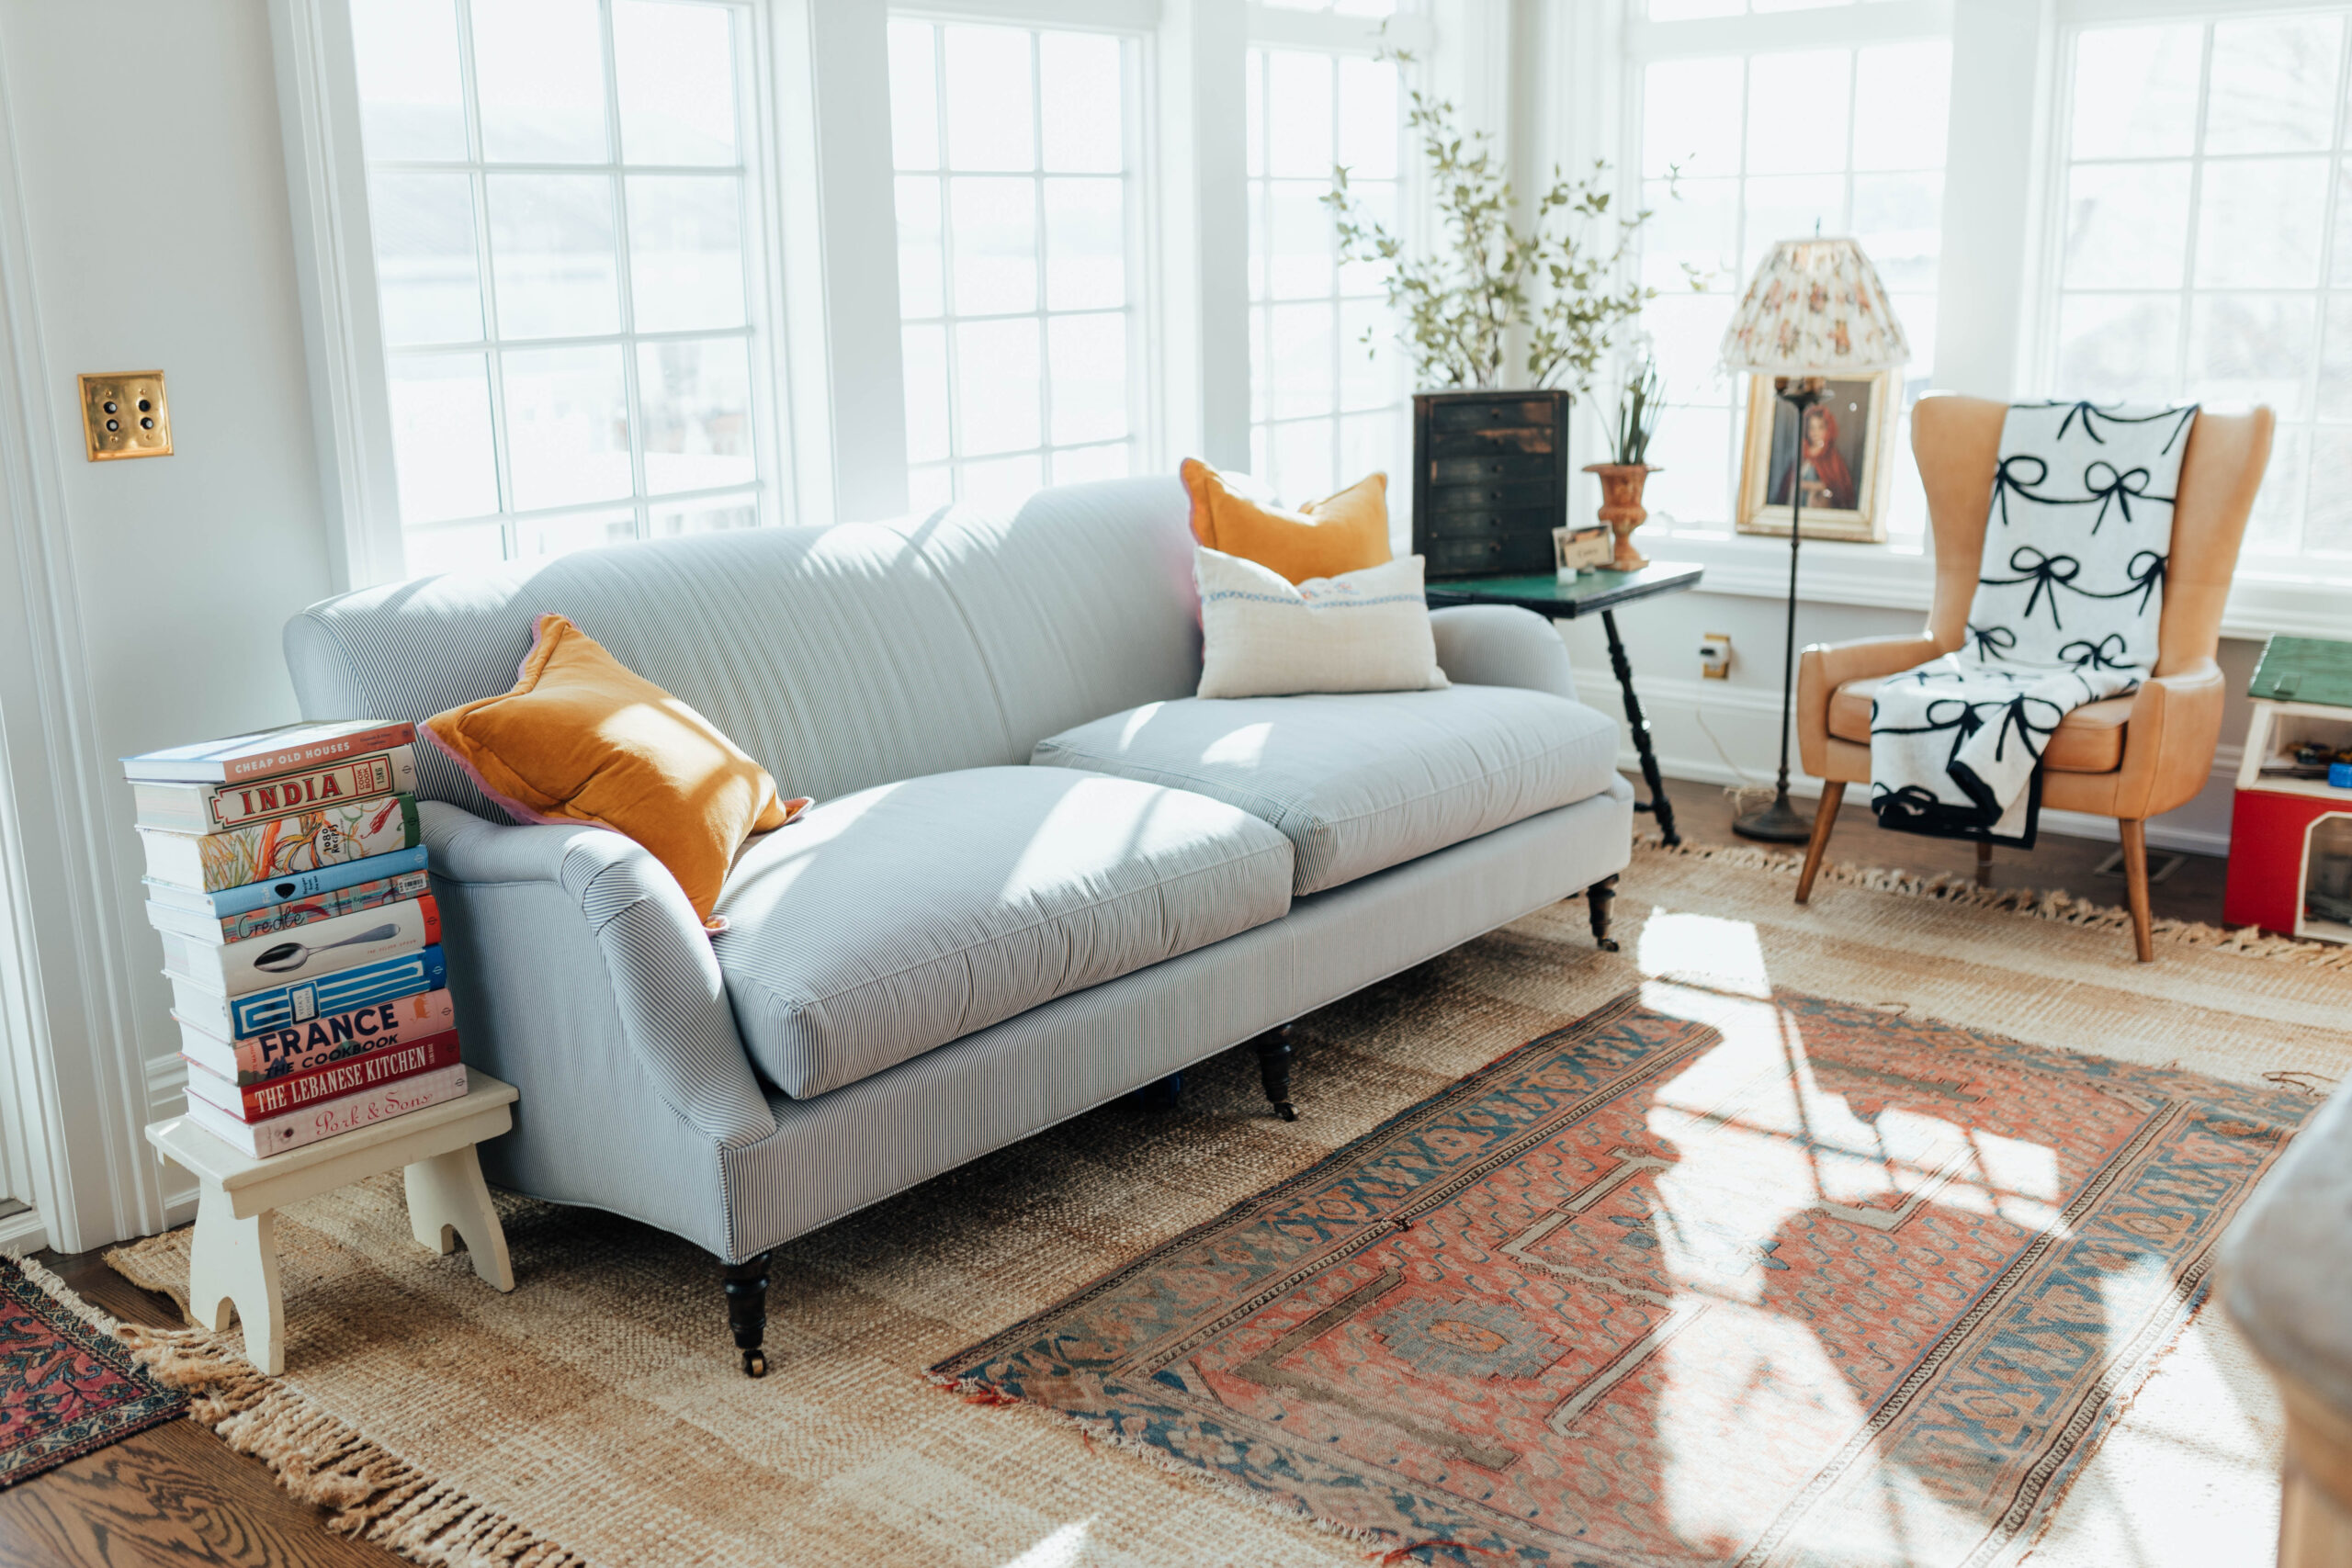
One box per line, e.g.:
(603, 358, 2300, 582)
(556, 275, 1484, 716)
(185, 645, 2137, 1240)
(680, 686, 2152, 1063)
(1734, 371, 1898, 543)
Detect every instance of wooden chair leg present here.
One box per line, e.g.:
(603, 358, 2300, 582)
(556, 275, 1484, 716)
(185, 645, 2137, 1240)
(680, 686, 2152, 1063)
(1795, 782, 1843, 905)
(1975, 838, 1993, 888)
(2119, 819, 2155, 963)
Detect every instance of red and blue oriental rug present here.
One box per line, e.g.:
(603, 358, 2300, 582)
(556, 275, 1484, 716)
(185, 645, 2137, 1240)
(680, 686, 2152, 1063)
(936, 987, 2311, 1566)
(0, 1253, 186, 1487)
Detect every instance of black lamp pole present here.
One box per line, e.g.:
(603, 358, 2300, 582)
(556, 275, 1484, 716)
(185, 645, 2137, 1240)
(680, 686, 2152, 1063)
(1734, 375, 1826, 844)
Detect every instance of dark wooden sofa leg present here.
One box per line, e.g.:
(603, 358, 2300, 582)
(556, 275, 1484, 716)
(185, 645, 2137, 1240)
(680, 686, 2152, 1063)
(1796, 781, 1842, 905)
(2120, 818, 2155, 964)
(1254, 1025, 1297, 1122)
(1587, 874, 1620, 952)
(1134, 1073, 1184, 1111)
(724, 1252, 772, 1378)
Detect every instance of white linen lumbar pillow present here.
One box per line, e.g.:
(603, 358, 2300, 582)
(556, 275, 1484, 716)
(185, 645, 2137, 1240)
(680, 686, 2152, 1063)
(1194, 546, 1450, 700)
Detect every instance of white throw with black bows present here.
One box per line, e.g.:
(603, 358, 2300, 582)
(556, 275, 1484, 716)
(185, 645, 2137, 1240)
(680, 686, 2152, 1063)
(1869, 400, 2198, 846)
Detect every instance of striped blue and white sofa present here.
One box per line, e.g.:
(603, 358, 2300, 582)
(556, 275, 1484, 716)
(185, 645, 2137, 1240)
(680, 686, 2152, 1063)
(281, 477, 1634, 1374)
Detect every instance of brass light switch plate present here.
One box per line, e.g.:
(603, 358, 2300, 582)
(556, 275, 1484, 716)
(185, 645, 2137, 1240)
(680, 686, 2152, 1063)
(78, 371, 171, 460)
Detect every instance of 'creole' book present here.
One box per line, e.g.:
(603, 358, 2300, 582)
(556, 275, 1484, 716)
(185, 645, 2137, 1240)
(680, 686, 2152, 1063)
(122, 720, 416, 785)
(133, 745, 417, 834)
(144, 868, 432, 945)
(144, 844, 429, 920)
(138, 794, 420, 894)
(154, 896, 438, 998)
(175, 987, 458, 1085)
(183, 1031, 461, 1122)
(181, 1063, 469, 1158)
(169, 943, 446, 1041)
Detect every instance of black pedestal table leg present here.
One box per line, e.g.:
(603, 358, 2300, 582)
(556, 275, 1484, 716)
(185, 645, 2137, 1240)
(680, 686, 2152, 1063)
(1601, 608, 1679, 847)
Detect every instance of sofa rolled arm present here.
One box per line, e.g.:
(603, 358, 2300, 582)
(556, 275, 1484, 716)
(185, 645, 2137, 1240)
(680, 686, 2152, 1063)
(1796, 634, 1953, 777)
(1429, 604, 1577, 701)
(422, 802, 778, 1149)
(2116, 659, 2226, 820)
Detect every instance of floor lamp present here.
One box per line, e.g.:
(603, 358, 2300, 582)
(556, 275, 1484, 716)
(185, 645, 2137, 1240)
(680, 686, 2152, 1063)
(1717, 238, 1911, 843)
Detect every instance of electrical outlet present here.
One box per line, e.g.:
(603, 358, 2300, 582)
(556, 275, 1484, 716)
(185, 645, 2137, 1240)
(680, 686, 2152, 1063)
(1699, 631, 1732, 680)
(78, 371, 171, 461)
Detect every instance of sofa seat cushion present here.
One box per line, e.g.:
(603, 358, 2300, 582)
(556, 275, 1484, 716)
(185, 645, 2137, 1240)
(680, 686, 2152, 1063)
(710, 766, 1294, 1099)
(1033, 686, 1622, 896)
(1829, 676, 2132, 773)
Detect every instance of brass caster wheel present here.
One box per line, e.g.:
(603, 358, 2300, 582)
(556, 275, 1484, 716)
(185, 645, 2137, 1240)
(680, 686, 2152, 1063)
(1597, 937, 1621, 953)
(742, 1349, 768, 1379)
(1273, 1101, 1298, 1122)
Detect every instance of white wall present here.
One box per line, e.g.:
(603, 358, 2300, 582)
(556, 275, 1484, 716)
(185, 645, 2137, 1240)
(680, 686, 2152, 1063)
(0, 0, 333, 1247)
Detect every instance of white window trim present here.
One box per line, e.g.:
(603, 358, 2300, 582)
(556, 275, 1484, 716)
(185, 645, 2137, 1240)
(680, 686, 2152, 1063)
(1607, 0, 2350, 639)
(272, 0, 831, 589)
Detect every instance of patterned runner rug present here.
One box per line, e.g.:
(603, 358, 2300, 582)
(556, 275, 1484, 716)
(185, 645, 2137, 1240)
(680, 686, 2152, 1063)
(938, 986, 2312, 1565)
(0, 1253, 185, 1486)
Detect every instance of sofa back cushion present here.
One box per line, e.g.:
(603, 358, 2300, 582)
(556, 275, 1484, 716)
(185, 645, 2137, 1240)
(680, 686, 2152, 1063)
(283, 479, 1202, 817)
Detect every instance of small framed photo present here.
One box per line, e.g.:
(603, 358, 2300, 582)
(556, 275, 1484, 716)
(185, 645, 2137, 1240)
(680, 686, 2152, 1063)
(1735, 371, 1898, 543)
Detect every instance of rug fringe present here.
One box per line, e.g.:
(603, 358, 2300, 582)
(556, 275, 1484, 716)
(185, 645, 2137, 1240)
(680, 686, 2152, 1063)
(1636, 836, 2352, 969)
(61, 1247, 594, 1568)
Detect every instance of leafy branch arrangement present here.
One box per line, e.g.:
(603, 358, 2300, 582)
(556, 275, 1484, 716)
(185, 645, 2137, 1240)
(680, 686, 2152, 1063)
(1609, 355, 1664, 466)
(1322, 49, 1693, 393)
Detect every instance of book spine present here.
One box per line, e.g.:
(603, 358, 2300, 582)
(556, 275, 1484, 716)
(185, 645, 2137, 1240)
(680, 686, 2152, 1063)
(210, 870, 432, 942)
(201, 746, 417, 830)
(184, 1031, 461, 1122)
(208, 987, 458, 1084)
(227, 943, 446, 1039)
(192, 795, 420, 894)
(220, 722, 417, 784)
(183, 1064, 468, 1158)
(175, 897, 438, 998)
(198, 844, 431, 918)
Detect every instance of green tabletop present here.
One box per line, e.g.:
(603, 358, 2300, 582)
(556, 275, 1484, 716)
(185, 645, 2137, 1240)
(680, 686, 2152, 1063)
(2250, 636, 2352, 709)
(1423, 560, 1705, 620)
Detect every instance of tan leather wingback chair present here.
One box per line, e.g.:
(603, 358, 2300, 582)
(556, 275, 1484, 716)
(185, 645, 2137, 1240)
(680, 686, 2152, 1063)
(1792, 393, 2274, 962)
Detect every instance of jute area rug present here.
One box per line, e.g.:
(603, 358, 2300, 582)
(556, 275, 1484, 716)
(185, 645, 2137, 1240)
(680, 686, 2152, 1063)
(93, 841, 2352, 1568)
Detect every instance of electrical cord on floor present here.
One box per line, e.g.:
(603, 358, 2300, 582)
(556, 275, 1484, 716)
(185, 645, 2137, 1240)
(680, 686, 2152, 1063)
(1693, 691, 1764, 788)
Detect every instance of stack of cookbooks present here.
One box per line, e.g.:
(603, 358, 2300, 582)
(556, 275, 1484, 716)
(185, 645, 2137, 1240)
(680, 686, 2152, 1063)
(125, 720, 468, 1158)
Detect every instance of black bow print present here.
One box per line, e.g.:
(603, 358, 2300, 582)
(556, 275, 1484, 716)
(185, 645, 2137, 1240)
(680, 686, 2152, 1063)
(2058, 632, 2132, 671)
(1985, 693, 2063, 766)
(2055, 401, 2112, 445)
(2068, 549, 2167, 615)
(2082, 461, 2155, 534)
(1967, 623, 2017, 660)
(1990, 455, 2051, 529)
(1982, 546, 2082, 628)
(1872, 783, 1952, 821)
(2046, 400, 2199, 454)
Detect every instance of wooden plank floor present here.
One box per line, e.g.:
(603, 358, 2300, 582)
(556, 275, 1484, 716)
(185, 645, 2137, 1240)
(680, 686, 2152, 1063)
(0, 777, 2230, 1568)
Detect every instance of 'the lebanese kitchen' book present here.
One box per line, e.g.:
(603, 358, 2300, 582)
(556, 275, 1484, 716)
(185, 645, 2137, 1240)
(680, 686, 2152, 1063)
(153, 895, 438, 998)
(182, 1031, 462, 1123)
(138, 795, 420, 894)
(180, 1063, 469, 1158)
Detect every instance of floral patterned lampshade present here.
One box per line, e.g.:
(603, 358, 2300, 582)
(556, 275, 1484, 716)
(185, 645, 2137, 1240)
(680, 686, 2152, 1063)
(1717, 237, 1911, 376)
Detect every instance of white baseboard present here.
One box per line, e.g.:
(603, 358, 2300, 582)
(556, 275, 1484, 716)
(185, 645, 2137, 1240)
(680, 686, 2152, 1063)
(0, 1204, 47, 1256)
(1576, 668, 2238, 859)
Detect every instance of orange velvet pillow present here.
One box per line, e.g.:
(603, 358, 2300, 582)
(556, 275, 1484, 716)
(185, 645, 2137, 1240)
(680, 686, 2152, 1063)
(423, 614, 807, 929)
(1180, 458, 1393, 584)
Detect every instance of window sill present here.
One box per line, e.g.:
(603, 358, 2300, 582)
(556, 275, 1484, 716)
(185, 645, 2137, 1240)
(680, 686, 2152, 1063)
(1645, 527, 2350, 643)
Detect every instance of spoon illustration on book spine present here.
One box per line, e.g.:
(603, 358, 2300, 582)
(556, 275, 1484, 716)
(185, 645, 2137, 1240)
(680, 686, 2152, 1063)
(252, 923, 400, 975)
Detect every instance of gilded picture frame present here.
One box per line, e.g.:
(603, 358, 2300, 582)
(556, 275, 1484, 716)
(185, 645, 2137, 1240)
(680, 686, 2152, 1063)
(1734, 371, 1897, 544)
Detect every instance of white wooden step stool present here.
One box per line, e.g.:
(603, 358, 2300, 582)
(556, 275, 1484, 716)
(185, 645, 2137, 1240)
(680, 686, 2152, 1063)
(143, 1074, 519, 1375)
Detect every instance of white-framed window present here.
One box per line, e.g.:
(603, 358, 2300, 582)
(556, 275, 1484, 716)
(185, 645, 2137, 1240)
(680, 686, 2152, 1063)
(1628, 17, 1950, 544)
(350, 0, 780, 571)
(2041, 9, 2352, 572)
(1243, 41, 1413, 528)
(886, 15, 1148, 514)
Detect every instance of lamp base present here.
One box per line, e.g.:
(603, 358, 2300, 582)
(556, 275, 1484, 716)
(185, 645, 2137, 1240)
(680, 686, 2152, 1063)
(1732, 788, 1815, 844)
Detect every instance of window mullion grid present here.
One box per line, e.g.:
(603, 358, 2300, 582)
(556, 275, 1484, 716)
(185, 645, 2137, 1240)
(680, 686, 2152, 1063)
(931, 23, 965, 497)
(449, 0, 517, 557)
(2175, 23, 2212, 406)
(1841, 46, 1859, 235)
(1031, 28, 1055, 486)
(2305, 17, 2352, 552)
(600, 0, 652, 545)
(1326, 53, 1343, 487)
